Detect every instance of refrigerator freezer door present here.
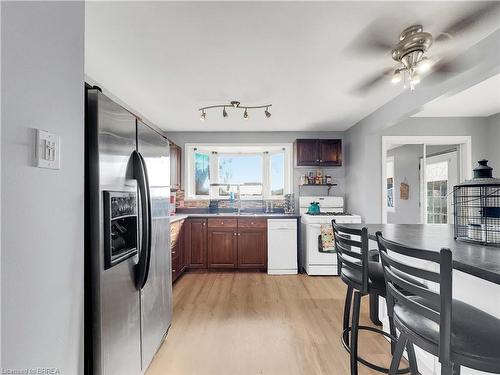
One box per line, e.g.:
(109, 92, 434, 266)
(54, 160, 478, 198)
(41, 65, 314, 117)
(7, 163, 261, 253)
(136, 121, 172, 371)
(88, 90, 142, 375)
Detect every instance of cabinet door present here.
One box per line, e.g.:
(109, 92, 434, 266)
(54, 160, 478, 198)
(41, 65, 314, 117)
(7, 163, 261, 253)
(295, 139, 319, 166)
(188, 219, 207, 268)
(208, 229, 237, 268)
(237, 229, 267, 269)
(319, 139, 342, 166)
(169, 143, 182, 190)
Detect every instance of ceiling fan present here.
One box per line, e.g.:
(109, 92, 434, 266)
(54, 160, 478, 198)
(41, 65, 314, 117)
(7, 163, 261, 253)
(349, 2, 500, 94)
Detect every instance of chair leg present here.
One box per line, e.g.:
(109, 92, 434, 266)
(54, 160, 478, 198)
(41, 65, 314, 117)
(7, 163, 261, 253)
(405, 342, 419, 375)
(389, 332, 408, 375)
(453, 363, 461, 375)
(350, 291, 361, 375)
(369, 293, 382, 326)
(442, 362, 461, 375)
(343, 286, 353, 347)
(388, 315, 399, 354)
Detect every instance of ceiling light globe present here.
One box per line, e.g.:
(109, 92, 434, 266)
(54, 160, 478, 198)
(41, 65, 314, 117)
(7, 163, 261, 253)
(391, 70, 402, 84)
(200, 111, 206, 121)
(223, 107, 228, 118)
(411, 71, 421, 85)
(417, 58, 432, 73)
(243, 109, 249, 120)
(265, 107, 271, 118)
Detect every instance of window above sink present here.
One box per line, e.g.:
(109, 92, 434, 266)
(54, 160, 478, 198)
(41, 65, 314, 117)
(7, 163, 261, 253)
(185, 143, 293, 200)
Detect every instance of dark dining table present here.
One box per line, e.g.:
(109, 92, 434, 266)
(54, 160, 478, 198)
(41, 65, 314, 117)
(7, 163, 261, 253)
(342, 224, 500, 325)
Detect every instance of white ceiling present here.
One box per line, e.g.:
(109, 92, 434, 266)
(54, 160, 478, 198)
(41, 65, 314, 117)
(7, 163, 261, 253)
(413, 73, 500, 117)
(85, 2, 500, 132)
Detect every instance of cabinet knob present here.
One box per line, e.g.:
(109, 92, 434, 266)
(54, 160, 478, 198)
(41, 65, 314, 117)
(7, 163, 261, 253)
(319, 159, 323, 162)
(172, 251, 176, 254)
(221, 221, 224, 224)
(251, 222, 254, 225)
(234, 232, 237, 236)
(172, 269, 176, 272)
(238, 233, 241, 236)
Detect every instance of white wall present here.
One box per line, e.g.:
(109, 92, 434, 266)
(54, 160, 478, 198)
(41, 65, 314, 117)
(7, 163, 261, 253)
(1, 2, 84, 373)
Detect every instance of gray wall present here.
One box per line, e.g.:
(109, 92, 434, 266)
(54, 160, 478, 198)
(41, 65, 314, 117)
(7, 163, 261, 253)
(387, 144, 422, 224)
(1, 2, 84, 372)
(167, 131, 346, 203)
(486, 112, 500, 172)
(345, 117, 491, 223)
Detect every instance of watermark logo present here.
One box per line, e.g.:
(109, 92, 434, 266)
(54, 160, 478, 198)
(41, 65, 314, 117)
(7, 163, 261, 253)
(1, 368, 60, 374)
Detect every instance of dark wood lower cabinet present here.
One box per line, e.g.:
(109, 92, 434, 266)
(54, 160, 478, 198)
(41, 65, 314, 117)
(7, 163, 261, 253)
(237, 229, 267, 269)
(187, 218, 207, 269)
(172, 217, 268, 285)
(208, 229, 238, 268)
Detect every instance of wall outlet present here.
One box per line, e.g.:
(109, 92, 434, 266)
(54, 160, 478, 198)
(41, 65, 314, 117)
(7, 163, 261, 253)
(35, 129, 61, 169)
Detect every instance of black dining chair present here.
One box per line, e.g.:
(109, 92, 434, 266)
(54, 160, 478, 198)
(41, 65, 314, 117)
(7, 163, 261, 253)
(332, 221, 418, 375)
(376, 232, 500, 375)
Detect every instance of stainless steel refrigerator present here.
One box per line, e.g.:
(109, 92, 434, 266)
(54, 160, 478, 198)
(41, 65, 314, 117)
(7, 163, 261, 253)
(85, 87, 172, 374)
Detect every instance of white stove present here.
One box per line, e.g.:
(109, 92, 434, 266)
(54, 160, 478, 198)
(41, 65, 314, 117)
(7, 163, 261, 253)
(299, 196, 362, 275)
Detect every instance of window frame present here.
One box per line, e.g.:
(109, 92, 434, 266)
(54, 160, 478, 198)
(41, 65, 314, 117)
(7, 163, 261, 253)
(185, 143, 293, 200)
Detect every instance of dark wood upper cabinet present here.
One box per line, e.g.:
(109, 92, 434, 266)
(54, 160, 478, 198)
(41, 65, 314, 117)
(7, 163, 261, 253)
(295, 139, 319, 166)
(170, 142, 182, 190)
(187, 218, 207, 268)
(319, 139, 342, 166)
(295, 139, 342, 167)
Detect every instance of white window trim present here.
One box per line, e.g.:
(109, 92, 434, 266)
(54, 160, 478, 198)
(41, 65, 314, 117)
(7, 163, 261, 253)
(185, 143, 293, 200)
(386, 156, 396, 213)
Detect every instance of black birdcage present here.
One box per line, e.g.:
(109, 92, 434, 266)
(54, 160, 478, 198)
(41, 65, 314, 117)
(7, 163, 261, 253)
(453, 160, 500, 246)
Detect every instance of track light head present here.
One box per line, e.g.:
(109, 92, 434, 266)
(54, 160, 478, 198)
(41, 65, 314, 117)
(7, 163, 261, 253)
(264, 107, 271, 118)
(223, 107, 228, 118)
(243, 108, 249, 120)
(200, 110, 206, 121)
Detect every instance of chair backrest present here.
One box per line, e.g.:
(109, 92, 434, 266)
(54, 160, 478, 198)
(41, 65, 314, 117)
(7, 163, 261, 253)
(331, 220, 369, 293)
(375, 232, 453, 365)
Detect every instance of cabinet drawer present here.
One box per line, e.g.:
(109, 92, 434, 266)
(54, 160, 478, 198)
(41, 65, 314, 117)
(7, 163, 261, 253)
(238, 218, 267, 229)
(208, 218, 237, 228)
(170, 221, 182, 244)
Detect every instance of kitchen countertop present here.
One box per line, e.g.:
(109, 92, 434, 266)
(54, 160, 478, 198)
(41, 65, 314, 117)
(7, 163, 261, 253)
(169, 212, 300, 223)
(343, 224, 500, 285)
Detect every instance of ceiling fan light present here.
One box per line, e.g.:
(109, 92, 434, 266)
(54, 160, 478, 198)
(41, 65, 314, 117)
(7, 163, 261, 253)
(411, 71, 421, 85)
(243, 108, 249, 120)
(418, 58, 432, 73)
(264, 107, 271, 118)
(200, 110, 206, 121)
(223, 107, 228, 118)
(391, 70, 402, 84)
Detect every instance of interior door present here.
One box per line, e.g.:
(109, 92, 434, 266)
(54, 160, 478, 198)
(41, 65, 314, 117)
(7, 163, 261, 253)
(136, 121, 172, 370)
(421, 149, 459, 224)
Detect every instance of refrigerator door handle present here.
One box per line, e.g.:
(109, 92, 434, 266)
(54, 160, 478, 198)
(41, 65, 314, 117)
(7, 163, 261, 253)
(133, 150, 152, 290)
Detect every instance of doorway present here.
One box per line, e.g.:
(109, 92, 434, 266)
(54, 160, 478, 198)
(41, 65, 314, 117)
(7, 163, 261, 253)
(381, 136, 472, 224)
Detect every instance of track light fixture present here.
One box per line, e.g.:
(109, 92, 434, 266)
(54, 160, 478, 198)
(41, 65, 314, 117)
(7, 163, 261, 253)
(198, 100, 272, 121)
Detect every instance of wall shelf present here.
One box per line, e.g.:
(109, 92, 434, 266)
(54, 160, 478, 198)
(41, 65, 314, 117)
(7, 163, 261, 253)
(299, 183, 338, 195)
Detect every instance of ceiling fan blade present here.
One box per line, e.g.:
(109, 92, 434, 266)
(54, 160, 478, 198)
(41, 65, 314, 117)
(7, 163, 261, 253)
(345, 19, 398, 55)
(350, 68, 394, 95)
(436, 2, 500, 42)
(425, 56, 475, 85)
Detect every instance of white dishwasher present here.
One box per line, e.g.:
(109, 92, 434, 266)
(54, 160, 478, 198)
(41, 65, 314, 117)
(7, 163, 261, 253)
(267, 219, 298, 275)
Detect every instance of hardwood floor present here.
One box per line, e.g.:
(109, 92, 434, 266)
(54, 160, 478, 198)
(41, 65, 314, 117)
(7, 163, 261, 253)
(147, 273, 403, 375)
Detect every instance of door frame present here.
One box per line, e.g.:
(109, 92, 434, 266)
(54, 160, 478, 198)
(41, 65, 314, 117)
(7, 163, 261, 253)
(381, 136, 472, 224)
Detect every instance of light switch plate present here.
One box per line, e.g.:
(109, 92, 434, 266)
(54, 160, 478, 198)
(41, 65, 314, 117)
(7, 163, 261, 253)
(35, 129, 61, 169)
